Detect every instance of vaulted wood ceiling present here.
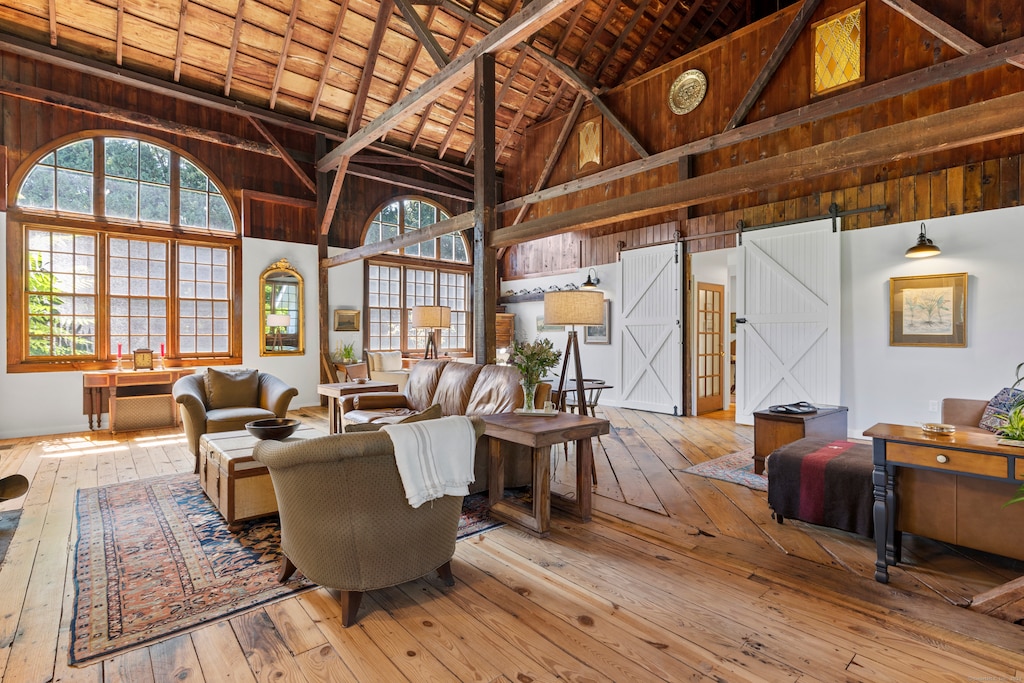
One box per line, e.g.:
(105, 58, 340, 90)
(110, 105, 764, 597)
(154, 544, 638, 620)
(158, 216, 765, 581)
(0, 0, 776, 171)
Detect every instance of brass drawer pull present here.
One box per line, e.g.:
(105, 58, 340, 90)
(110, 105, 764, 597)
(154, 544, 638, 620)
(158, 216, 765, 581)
(936, 454, 949, 464)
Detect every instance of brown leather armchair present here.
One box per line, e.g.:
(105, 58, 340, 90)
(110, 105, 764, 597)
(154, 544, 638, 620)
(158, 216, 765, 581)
(252, 419, 485, 627)
(173, 369, 298, 472)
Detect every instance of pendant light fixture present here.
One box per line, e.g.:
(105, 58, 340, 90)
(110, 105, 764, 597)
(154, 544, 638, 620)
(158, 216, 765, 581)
(905, 222, 941, 259)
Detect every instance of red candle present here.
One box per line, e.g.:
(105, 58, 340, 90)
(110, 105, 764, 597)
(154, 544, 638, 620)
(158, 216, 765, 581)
(117, 343, 122, 357)
(160, 343, 165, 356)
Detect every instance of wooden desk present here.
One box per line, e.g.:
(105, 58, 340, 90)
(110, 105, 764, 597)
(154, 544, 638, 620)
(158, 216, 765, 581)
(865, 423, 1024, 583)
(83, 369, 195, 433)
(481, 412, 610, 537)
(753, 405, 848, 475)
(316, 381, 399, 434)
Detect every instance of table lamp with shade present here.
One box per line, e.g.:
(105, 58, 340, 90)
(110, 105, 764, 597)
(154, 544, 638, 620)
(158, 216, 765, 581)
(543, 289, 605, 412)
(266, 313, 291, 351)
(411, 305, 451, 359)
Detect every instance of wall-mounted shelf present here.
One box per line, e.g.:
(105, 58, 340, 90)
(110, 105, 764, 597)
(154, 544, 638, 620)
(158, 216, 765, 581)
(498, 293, 545, 304)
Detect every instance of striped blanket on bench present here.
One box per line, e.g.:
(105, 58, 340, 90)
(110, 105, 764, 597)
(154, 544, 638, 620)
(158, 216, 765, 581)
(766, 437, 874, 538)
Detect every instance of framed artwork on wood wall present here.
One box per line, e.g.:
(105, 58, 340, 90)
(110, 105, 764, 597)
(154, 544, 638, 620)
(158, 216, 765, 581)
(889, 272, 967, 347)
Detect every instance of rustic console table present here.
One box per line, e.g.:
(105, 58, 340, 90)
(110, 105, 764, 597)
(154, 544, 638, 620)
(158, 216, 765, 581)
(83, 368, 195, 433)
(865, 422, 1024, 583)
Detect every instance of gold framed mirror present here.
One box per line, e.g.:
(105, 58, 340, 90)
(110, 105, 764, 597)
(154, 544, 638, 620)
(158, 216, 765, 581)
(260, 258, 304, 356)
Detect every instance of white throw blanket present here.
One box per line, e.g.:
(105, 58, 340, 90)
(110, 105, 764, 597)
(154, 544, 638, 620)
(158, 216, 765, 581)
(381, 415, 477, 508)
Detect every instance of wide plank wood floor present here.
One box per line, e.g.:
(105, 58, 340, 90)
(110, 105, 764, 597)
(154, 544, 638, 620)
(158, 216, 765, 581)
(1, 404, 1023, 681)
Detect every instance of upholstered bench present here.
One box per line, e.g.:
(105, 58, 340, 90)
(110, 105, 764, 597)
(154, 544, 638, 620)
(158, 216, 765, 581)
(766, 437, 874, 538)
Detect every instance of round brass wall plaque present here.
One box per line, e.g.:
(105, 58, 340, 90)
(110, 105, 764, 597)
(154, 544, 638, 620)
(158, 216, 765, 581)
(668, 69, 707, 115)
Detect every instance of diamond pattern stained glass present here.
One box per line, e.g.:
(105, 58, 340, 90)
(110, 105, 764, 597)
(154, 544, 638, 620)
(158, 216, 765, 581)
(813, 7, 863, 95)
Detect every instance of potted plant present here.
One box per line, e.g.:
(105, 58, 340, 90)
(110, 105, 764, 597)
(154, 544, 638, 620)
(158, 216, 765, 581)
(331, 341, 357, 366)
(508, 338, 562, 411)
(996, 405, 1024, 448)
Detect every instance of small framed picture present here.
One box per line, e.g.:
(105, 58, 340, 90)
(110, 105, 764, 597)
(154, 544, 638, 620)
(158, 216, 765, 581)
(889, 272, 967, 347)
(584, 300, 611, 344)
(334, 309, 360, 332)
(536, 315, 564, 332)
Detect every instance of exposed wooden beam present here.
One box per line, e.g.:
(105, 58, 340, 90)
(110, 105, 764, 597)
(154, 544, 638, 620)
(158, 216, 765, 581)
(115, 0, 124, 65)
(512, 93, 585, 226)
(682, 0, 732, 52)
(423, 164, 475, 191)
(491, 89, 1024, 248)
(318, 0, 584, 171)
(347, 163, 473, 200)
(617, 0, 681, 84)
(394, 0, 449, 69)
(269, 1, 302, 110)
(349, 0, 395, 137)
(532, 49, 649, 158)
(324, 212, 475, 266)
(880, 0, 1024, 69)
(0, 79, 279, 156)
(320, 155, 350, 235)
(48, 0, 56, 46)
(248, 116, 316, 193)
(173, 0, 189, 83)
(474, 53, 497, 363)
(496, 64, 549, 160)
(594, 0, 655, 79)
(726, 0, 822, 131)
(572, 0, 619, 73)
(310, 0, 351, 121)
(462, 48, 531, 165)
(651, 0, 706, 67)
(224, 0, 247, 97)
(409, 5, 472, 152)
(437, 90, 474, 160)
(499, 33, 1024, 213)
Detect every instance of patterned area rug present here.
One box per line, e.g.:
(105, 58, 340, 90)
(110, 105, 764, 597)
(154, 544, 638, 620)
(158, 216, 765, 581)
(70, 473, 505, 665)
(681, 447, 767, 492)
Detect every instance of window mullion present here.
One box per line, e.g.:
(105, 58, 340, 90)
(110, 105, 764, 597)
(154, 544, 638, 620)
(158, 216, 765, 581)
(170, 152, 180, 228)
(94, 138, 105, 218)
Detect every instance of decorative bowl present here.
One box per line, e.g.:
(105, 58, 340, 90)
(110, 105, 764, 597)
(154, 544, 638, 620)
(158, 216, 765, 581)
(246, 418, 301, 440)
(353, 377, 368, 384)
(922, 422, 956, 435)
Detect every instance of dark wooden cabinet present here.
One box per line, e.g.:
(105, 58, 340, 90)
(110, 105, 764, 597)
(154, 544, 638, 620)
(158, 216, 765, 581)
(496, 313, 515, 349)
(753, 405, 849, 474)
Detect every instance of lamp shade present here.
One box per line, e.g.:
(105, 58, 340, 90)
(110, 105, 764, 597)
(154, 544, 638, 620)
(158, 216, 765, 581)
(905, 223, 941, 258)
(266, 314, 290, 327)
(411, 305, 451, 329)
(544, 290, 605, 326)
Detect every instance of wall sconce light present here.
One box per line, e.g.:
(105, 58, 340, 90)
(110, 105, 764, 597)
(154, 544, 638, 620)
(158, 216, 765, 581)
(905, 222, 941, 259)
(581, 268, 600, 289)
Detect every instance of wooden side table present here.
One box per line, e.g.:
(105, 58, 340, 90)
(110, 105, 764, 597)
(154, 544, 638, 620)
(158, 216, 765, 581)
(753, 404, 848, 475)
(317, 381, 399, 434)
(480, 412, 610, 537)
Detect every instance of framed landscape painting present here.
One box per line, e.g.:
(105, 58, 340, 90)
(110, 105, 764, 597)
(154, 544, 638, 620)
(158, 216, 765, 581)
(889, 272, 967, 347)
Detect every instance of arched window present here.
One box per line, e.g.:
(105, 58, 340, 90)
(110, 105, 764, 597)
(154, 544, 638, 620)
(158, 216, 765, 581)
(363, 198, 471, 354)
(10, 134, 239, 369)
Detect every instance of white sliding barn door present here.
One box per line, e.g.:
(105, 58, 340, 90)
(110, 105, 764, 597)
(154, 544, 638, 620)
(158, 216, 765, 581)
(736, 220, 841, 425)
(618, 243, 683, 414)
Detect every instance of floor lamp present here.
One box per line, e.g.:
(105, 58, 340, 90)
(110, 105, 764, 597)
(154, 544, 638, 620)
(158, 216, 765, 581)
(411, 305, 451, 359)
(266, 313, 291, 351)
(543, 290, 605, 412)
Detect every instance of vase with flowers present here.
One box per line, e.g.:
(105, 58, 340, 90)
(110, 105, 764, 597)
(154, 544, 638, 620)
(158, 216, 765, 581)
(509, 338, 562, 411)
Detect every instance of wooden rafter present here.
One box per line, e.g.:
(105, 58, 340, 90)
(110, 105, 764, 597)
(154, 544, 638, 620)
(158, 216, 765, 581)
(395, 6, 441, 95)
(349, 0, 396, 137)
(48, 0, 56, 46)
(424, 165, 475, 191)
(410, 4, 473, 152)
(319, 155, 350, 235)
(682, 0, 733, 52)
(540, 80, 568, 119)
(551, 0, 587, 57)
(492, 88, 1024, 247)
(247, 116, 316, 193)
(495, 63, 549, 160)
(324, 212, 476, 266)
(880, 0, 1024, 69)
(617, 0, 681, 84)
(318, 0, 584, 171)
(437, 89, 474, 159)
(462, 48, 530, 165)
(173, 0, 189, 83)
(310, 0, 352, 121)
(394, 0, 449, 69)
(269, 1, 302, 110)
(347, 163, 473, 200)
(725, 0, 822, 131)
(572, 1, 619, 72)
(594, 0, 655, 79)
(115, 0, 124, 65)
(651, 0, 706, 67)
(224, 0, 247, 97)
(498, 33, 1024, 213)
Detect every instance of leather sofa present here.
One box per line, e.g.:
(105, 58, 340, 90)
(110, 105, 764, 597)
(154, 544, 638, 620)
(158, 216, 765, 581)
(340, 359, 550, 492)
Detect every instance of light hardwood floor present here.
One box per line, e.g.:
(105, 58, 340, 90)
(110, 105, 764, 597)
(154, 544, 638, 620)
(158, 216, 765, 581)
(1, 405, 1023, 682)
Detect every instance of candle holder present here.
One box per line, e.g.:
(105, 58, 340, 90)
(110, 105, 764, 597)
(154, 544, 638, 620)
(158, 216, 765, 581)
(155, 354, 165, 370)
(116, 356, 124, 371)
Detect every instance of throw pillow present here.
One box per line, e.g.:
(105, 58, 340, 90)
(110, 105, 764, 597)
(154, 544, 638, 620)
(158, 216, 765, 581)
(205, 368, 259, 410)
(979, 387, 1024, 433)
(379, 351, 404, 372)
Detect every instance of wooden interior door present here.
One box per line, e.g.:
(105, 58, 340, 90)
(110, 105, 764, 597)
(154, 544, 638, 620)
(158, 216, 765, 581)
(617, 243, 682, 415)
(695, 282, 725, 415)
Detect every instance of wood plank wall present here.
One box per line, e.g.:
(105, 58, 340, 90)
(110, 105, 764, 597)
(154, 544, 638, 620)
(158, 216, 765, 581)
(501, 0, 1024, 278)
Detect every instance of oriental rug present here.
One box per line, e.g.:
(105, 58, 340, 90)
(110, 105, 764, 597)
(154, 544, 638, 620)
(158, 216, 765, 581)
(70, 473, 504, 665)
(681, 447, 767, 492)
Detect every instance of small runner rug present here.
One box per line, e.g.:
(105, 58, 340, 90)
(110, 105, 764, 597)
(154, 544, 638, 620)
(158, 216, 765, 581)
(681, 447, 767, 492)
(70, 473, 504, 665)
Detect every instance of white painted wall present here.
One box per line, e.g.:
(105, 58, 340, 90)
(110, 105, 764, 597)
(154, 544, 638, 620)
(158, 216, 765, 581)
(326, 248, 364, 363)
(689, 248, 731, 413)
(500, 263, 621, 405)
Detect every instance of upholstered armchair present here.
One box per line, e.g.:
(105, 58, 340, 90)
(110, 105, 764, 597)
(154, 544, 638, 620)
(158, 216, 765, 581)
(253, 418, 485, 627)
(365, 350, 411, 391)
(173, 368, 298, 472)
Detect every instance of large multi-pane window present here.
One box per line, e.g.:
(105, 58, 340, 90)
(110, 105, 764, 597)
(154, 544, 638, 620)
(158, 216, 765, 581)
(12, 134, 238, 368)
(364, 198, 471, 354)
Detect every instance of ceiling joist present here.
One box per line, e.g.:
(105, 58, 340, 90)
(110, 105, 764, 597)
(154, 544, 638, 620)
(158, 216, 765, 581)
(394, 0, 450, 69)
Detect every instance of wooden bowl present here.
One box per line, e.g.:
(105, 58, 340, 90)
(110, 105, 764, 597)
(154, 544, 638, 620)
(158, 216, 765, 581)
(245, 418, 300, 440)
